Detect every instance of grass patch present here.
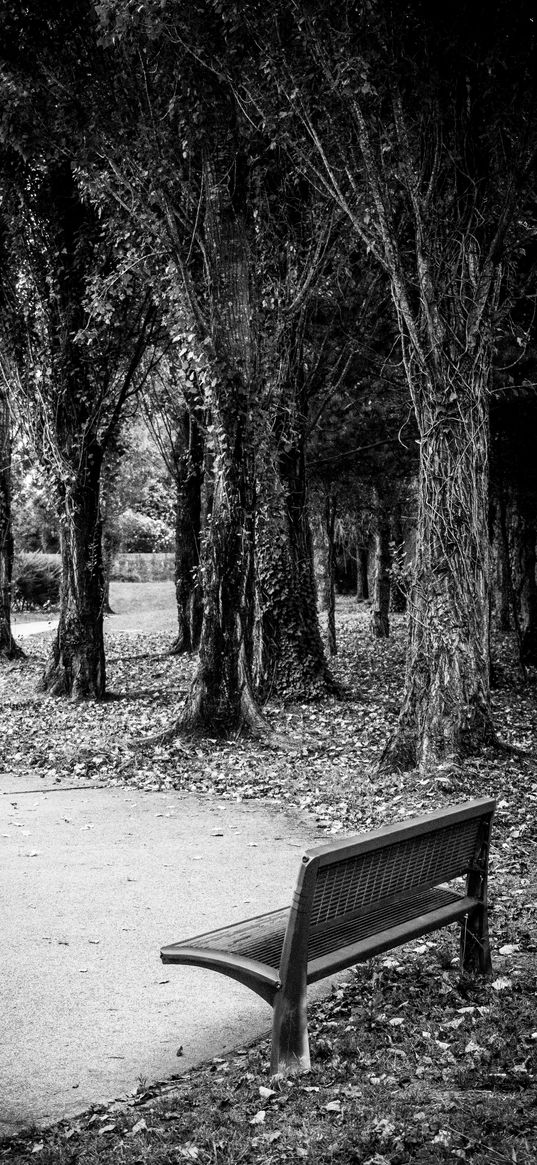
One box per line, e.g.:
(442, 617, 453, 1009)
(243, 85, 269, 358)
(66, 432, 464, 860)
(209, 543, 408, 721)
(3, 957, 536, 1163)
(1, 600, 536, 1163)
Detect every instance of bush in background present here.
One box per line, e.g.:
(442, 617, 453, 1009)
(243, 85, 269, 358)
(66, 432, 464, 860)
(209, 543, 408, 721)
(13, 553, 61, 610)
(117, 508, 174, 553)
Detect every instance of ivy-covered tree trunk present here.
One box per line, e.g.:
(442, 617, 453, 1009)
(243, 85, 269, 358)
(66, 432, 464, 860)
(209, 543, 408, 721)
(254, 422, 334, 700)
(170, 407, 203, 655)
(173, 152, 280, 741)
(40, 452, 106, 699)
(370, 516, 391, 638)
(0, 387, 22, 659)
(381, 364, 494, 771)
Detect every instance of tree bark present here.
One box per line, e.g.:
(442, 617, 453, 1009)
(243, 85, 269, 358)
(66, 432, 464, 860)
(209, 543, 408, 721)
(356, 544, 369, 602)
(0, 388, 22, 659)
(381, 367, 494, 771)
(169, 406, 203, 655)
(254, 423, 335, 700)
(101, 524, 119, 615)
(171, 151, 281, 742)
(176, 381, 277, 738)
(506, 490, 537, 666)
(324, 491, 337, 656)
(389, 508, 408, 614)
(40, 455, 106, 699)
(370, 516, 391, 638)
(490, 498, 511, 632)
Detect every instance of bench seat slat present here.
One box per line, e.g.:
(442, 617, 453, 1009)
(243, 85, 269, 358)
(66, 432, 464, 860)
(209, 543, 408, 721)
(307, 886, 463, 960)
(160, 945, 281, 1002)
(161, 906, 289, 970)
(307, 891, 479, 982)
(161, 887, 472, 981)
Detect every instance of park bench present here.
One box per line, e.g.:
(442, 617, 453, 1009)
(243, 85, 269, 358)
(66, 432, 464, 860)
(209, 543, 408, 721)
(161, 797, 495, 1075)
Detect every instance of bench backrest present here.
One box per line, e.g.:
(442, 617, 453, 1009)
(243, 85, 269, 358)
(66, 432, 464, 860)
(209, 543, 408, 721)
(307, 798, 495, 928)
(279, 798, 495, 976)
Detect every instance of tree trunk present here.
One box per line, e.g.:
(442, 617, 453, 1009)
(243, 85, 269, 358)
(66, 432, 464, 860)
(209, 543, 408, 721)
(176, 382, 273, 737)
(389, 508, 408, 614)
(490, 498, 511, 632)
(169, 407, 203, 655)
(356, 544, 369, 602)
(496, 483, 528, 679)
(101, 523, 120, 615)
(171, 152, 280, 742)
(0, 388, 22, 659)
(370, 517, 391, 638)
(508, 496, 537, 666)
(324, 492, 337, 656)
(40, 456, 106, 699)
(254, 426, 335, 700)
(381, 368, 494, 772)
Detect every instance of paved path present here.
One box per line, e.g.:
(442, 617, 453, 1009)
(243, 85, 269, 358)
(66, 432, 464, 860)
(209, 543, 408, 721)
(1, 780, 322, 1136)
(11, 618, 59, 639)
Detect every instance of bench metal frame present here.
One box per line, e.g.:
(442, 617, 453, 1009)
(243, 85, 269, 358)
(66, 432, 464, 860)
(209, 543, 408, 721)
(161, 797, 495, 1074)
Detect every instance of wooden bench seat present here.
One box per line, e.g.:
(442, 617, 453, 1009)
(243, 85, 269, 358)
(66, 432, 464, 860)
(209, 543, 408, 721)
(161, 797, 495, 1074)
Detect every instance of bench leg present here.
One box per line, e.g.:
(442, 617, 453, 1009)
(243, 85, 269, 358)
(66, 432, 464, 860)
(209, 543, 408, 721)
(270, 972, 310, 1076)
(460, 903, 492, 976)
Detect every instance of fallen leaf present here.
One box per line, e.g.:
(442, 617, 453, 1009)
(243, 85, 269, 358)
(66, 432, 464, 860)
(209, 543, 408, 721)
(491, 976, 512, 992)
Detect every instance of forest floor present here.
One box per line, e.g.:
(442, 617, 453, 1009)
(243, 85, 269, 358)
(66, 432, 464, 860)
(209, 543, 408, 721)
(2, 586, 537, 1164)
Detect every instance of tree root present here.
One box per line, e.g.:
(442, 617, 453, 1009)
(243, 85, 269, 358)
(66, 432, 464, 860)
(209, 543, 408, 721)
(37, 668, 69, 696)
(132, 672, 292, 753)
(239, 682, 293, 750)
(377, 731, 416, 774)
(490, 733, 537, 761)
(378, 720, 537, 776)
(166, 635, 194, 657)
(0, 640, 25, 662)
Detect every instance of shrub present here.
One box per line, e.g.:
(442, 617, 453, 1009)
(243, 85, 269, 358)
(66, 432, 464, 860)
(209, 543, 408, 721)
(117, 508, 174, 553)
(13, 553, 61, 611)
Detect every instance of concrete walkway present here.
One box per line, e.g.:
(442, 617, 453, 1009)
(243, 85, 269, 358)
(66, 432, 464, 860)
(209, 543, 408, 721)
(1, 779, 321, 1136)
(11, 618, 59, 639)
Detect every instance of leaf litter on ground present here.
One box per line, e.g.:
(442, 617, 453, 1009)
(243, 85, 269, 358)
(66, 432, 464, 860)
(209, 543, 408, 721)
(1, 605, 537, 1163)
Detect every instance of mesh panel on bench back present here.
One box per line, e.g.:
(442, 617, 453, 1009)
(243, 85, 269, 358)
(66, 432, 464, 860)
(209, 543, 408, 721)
(309, 816, 482, 928)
